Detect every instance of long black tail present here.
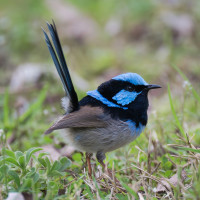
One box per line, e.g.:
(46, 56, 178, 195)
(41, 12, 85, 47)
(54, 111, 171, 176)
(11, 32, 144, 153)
(42, 21, 79, 111)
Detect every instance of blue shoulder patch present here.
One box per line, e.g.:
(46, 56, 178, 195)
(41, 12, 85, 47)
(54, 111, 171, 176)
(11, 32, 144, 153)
(112, 73, 148, 86)
(87, 90, 128, 110)
(126, 120, 145, 137)
(112, 90, 141, 106)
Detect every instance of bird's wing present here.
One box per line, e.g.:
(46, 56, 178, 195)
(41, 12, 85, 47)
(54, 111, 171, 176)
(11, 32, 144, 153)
(42, 21, 79, 112)
(45, 106, 108, 134)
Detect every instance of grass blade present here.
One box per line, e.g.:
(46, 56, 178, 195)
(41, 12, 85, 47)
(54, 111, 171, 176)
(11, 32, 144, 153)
(168, 84, 185, 137)
(172, 65, 200, 103)
(177, 146, 200, 153)
(121, 182, 138, 199)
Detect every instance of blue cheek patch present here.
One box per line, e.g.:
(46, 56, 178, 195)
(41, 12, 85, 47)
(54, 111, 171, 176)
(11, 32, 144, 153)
(87, 90, 128, 110)
(112, 90, 141, 106)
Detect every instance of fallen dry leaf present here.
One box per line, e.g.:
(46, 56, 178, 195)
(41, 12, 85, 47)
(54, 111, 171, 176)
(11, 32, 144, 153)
(156, 170, 187, 193)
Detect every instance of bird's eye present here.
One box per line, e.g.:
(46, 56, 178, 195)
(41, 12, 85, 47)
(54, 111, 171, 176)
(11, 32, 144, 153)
(127, 86, 135, 92)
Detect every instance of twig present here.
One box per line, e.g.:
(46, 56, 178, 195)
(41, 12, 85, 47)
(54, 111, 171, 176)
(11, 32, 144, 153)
(150, 162, 161, 175)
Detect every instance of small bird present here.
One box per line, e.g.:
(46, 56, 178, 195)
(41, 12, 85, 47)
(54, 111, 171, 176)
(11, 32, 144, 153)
(43, 21, 161, 176)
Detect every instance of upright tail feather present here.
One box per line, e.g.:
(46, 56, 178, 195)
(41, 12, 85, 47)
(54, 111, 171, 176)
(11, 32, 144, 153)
(42, 21, 79, 112)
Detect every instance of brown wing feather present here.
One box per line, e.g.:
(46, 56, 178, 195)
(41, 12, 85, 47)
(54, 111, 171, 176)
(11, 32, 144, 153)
(45, 106, 108, 134)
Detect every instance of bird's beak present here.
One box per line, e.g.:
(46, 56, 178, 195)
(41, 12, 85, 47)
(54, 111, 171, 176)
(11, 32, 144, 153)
(147, 84, 161, 90)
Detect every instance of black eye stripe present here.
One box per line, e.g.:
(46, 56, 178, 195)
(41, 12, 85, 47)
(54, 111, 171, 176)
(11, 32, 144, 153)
(134, 85, 147, 92)
(98, 79, 147, 103)
(126, 85, 135, 92)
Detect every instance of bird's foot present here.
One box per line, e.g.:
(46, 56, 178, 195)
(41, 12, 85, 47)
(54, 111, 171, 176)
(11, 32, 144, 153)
(96, 161, 120, 186)
(104, 168, 121, 186)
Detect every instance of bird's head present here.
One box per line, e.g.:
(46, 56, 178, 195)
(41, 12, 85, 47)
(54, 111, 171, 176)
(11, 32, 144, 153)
(87, 73, 161, 110)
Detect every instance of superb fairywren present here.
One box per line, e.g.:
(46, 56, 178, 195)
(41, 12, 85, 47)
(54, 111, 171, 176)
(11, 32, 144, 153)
(43, 21, 161, 176)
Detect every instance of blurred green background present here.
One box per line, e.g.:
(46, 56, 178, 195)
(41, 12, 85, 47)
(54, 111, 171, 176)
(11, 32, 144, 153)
(1, 0, 200, 86)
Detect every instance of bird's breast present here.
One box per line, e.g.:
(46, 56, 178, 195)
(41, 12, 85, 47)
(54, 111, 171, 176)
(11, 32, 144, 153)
(67, 119, 145, 153)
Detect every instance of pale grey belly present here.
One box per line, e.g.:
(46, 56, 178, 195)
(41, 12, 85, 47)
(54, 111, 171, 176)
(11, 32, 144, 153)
(67, 120, 144, 153)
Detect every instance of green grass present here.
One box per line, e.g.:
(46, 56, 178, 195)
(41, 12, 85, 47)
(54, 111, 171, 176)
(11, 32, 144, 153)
(0, 67, 200, 199)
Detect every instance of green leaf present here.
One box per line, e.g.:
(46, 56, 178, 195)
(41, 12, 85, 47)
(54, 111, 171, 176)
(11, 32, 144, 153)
(19, 178, 32, 192)
(72, 153, 82, 162)
(3, 149, 16, 159)
(48, 170, 65, 177)
(165, 170, 172, 178)
(50, 160, 61, 172)
(45, 157, 51, 173)
(24, 168, 40, 184)
(18, 155, 25, 169)
(46, 181, 59, 197)
(25, 147, 42, 166)
(59, 157, 71, 171)
(15, 151, 24, 160)
(0, 164, 9, 175)
(26, 167, 36, 177)
(4, 157, 21, 168)
(38, 152, 49, 158)
(163, 161, 173, 170)
(0, 164, 9, 182)
(121, 182, 138, 199)
(8, 170, 20, 188)
(38, 158, 47, 167)
(168, 85, 185, 136)
(33, 172, 40, 183)
(178, 147, 200, 153)
(0, 155, 7, 162)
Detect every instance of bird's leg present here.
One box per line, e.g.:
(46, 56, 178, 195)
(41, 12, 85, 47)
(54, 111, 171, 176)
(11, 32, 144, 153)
(96, 151, 114, 180)
(96, 151, 106, 172)
(86, 152, 92, 177)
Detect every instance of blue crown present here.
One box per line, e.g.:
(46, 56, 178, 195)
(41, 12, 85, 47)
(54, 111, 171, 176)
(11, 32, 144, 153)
(112, 73, 148, 86)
